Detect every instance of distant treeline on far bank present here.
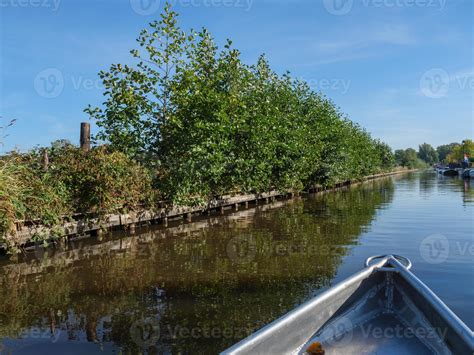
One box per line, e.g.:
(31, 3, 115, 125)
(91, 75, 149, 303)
(395, 140, 474, 169)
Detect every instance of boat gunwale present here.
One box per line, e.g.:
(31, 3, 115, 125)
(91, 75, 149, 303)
(221, 255, 474, 354)
(390, 257, 474, 349)
(220, 256, 391, 354)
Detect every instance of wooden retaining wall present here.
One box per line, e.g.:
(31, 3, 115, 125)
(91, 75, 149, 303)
(3, 169, 417, 250)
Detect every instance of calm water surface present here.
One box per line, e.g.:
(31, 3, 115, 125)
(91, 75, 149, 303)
(0, 171, 472, 354)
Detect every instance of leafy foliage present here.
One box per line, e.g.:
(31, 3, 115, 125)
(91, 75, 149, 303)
(49, 146, 155, 214)
(436, 143, 459, 162)
(0, 154, 71, 249)
(446, 139, 474, 164)
(394, 148, 428, 169)
(86, 4, 395, 205)
(418, 143, 438, 165)
(0, 145, 154, 251)
(1, 5, 399, 251)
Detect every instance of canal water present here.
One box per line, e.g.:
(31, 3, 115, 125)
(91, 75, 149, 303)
(0, 171, 472, 354)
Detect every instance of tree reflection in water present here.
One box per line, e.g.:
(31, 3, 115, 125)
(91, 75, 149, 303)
(0, 178, 395, 354)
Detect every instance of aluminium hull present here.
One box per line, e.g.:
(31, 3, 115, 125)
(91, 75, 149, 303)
(222, 255, 473, 355)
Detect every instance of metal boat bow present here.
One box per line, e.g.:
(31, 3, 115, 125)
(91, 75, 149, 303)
(222, 255, 474, 355)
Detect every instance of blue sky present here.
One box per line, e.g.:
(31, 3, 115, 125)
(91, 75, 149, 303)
(1, 0, 472, 153)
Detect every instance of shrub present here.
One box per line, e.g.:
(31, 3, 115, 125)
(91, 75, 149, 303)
(49, 146, 155, 215)
(0, 154, 71, 249)
(0, 146, 155, 251)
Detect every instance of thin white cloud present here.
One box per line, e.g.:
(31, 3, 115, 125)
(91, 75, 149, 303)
(315, 24, 417, 54)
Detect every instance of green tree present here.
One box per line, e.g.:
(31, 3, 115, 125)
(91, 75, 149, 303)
(394, 149, 405, 166)
(418, 143, 438, 165)
(374, 140, 395, 170)
(403, 148, 418, 167)
(85, 3, 192, 160)
(436, 143, 459, 162)
(446, 139, 474, 164)
(394, 148, 427, 169)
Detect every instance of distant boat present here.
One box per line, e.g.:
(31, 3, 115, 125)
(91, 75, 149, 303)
(437, 167, 459, 176)
(222, 255, 473, 355)
(462, 169, 473, 178)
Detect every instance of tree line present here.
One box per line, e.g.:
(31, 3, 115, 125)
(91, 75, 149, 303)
(85, 4, 395, 205)
(395, 139, 473, 168)
(1, 4, 400, 250)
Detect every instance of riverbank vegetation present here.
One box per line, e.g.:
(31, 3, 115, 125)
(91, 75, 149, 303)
(0, 146, 154, 249)
(1, 4, 397, 251)
(395, 139, 473, 168)
(85, 4, 395, 204)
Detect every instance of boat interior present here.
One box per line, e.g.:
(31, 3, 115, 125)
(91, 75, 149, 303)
(300, 264, 457, 354)
(222, 256, 474, 355)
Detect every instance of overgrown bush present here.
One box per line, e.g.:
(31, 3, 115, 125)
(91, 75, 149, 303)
(49, 146, 155, 215)
(0, 146, 155, 251)
(0, 154, 71, 249)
